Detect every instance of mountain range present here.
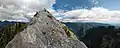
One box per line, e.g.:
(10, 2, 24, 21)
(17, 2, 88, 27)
(63, 22, 113, 38)
(64, 22, 120, 48)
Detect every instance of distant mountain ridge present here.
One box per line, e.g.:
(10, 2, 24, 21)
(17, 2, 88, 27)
(0, 21, 28, 28)
(63, 22, 120, 48)
(63, 22, 115, 38)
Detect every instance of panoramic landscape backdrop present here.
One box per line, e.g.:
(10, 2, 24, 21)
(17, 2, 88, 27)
(0, 0, 120, 48)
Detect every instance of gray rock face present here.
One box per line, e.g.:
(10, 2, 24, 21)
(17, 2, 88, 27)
(5, 9, 87, 48)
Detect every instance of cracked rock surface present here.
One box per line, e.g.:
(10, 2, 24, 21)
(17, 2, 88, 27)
(5, 9, 87, 48)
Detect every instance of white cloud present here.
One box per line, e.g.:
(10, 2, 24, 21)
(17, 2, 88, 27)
(0, 0, 56, 22)
(54, 7, 120, 22)
(2, 0, 119, 23)
(47, 0, 120, 23)
(48, 8, 66, 20)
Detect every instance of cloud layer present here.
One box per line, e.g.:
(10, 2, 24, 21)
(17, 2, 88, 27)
(0, 0, 56, 22)
(1, 0, 120, 23)
(48, 0, 120, 23)
(51, 7, 120, 22)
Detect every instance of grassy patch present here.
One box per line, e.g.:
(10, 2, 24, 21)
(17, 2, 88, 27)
(62, 24, 78, 40)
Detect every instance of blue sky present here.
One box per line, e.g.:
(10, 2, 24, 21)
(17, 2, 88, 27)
(53, 0, 92, 10)
(49, 0, 120, 24)
(53, 0, 120, 10)
(97, 0, 120, 10)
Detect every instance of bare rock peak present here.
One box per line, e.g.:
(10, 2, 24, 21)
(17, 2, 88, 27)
(5, 9, 87, 48)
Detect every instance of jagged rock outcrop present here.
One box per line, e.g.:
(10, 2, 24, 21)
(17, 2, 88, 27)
(100, 35, 115, 48)
(5, 9, 87, 48)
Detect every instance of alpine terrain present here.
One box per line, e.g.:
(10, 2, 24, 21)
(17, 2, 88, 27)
(3, 9, 87, 48)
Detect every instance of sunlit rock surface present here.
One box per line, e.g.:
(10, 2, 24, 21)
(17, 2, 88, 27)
(5, 9, 87, 48)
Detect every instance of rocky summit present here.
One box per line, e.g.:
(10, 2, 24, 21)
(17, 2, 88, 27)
(5, 9, 87, 48)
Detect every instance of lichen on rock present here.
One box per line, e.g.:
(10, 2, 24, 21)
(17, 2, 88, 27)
(61, 24, 78, 40)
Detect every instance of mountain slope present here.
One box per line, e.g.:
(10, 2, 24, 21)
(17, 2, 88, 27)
(0, 22, 27, 48)
(64, 22, 120, 48)
(64, 22, 112, 38)
(5, 9, 87, 48)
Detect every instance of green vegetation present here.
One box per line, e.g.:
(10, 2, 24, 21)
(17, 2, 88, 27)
(82, 26, 120, 48)
(62, 24, 78, 40)
(0, 22, 27, 48)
